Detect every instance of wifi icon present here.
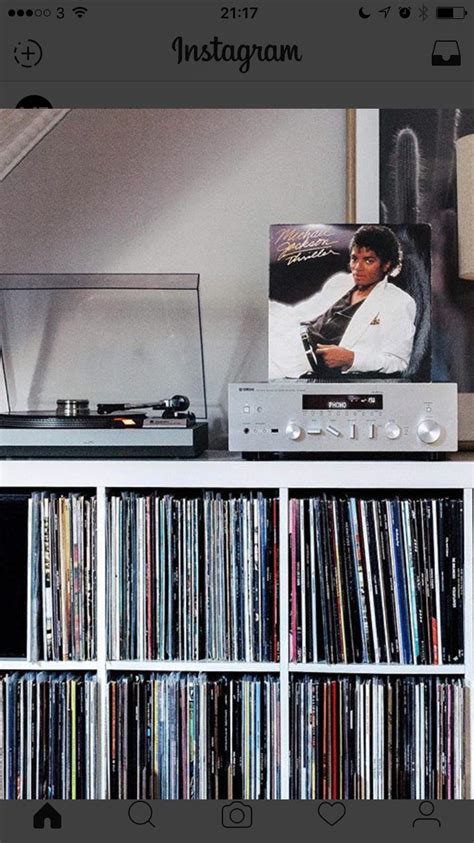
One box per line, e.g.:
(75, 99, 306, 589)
(73, 6, 88, 17)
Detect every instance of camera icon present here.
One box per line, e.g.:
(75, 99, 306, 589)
(222, 801, 253, 829)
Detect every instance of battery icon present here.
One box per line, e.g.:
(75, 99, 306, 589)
(436, 6, 468, 18)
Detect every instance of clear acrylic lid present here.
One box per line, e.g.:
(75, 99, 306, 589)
(0, 274, 207, 419)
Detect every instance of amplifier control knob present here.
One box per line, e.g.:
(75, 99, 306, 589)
(417, 419, 442, 444)
(285, 422, 303, 441)
(385, 422, 401, 440)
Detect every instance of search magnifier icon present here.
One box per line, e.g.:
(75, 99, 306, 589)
(128, 801, 156, 827)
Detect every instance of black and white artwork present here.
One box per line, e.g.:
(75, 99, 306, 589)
(379, 108, 474, 391)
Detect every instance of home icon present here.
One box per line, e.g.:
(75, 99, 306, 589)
(33, 803, 62, 830)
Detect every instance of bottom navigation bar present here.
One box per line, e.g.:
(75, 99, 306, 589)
(0, 800, 473, 843)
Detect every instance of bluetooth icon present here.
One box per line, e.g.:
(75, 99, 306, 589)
(419, 3, 429, 20)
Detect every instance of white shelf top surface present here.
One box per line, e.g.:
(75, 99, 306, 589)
(0, 660, 464, 675)
(1, 454, 474, 489)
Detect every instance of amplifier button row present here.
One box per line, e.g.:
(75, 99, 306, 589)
(282, 420, 441, 444)
(282, 422, 407, 440)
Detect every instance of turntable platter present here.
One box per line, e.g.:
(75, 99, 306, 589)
(0, 411, 146, 430)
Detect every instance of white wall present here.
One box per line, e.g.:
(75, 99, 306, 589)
(0, 109, 346, 447)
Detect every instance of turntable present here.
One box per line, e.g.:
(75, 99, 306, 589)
(0, 274, 209, 457)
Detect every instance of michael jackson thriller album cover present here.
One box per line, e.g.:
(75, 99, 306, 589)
(268, 223, 432, 382)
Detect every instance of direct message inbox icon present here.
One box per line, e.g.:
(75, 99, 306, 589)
(432, 40, 461, 65)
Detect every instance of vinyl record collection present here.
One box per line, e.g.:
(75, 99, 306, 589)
(29, 492, 97, 661)
(107, 492, 279, 661)
(289, 495, 464, 664)
(108, 672, 280, 799)
(0, 672, 98, 799)
(0, 482, 469, 801)
(290, 674, 465, 800)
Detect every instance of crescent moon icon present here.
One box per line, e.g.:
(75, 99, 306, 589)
(359, 6, 371, 17)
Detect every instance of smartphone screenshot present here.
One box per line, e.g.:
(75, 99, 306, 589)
(0, 1, 473, 841)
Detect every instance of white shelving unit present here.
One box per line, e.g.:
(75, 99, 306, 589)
(0, 456, 473, 799)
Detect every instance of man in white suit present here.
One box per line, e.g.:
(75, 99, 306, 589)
(269, 225, 417, 379)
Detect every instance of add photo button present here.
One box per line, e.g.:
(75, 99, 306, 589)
(13, 39, 43, 68)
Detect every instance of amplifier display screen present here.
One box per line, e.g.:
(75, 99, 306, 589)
(303, 394, 383, 411)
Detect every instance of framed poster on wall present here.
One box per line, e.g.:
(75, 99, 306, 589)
(352, 108, 474, 446)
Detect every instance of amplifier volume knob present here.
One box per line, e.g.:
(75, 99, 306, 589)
(384, 422, 401, 440)
(417, 419, 442, 444)
(285, 422, 303, 441)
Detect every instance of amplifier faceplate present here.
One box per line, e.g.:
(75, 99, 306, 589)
(228, 383, 458, 453)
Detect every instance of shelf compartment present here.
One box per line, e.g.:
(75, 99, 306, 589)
(106, 489, 280, 664)
(288, 491, 464, 668)
(290, 673, 466, 800)
(107, 671, 280, 800)
(0, 671, 99, 799)
(0, 493, 29, 658)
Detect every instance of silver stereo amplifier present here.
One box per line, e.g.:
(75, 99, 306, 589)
(228, 382, 458, 454)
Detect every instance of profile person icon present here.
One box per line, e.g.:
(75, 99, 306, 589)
(16, 95, 52, 108)
(412, 801, 441, 829)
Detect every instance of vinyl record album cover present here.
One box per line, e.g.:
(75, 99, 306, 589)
(269, 223, 432, 381)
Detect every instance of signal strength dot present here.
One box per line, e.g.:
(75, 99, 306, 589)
(72, 6, 88, 17)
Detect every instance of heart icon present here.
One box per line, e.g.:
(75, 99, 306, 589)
(317, 801, 346, 826)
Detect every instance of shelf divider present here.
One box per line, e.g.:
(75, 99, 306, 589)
(96, 485, 108, 800)
(279, 487, 290, 799)
(463, 487, 473, 798)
